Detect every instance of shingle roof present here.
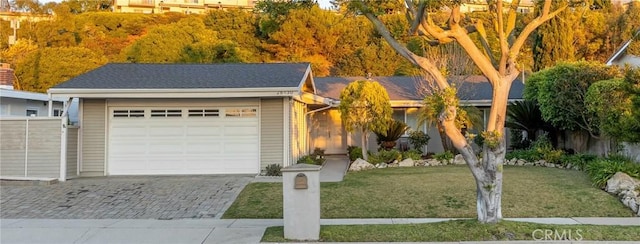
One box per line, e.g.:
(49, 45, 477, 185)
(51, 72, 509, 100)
(314, 76, 525, 102)
(52, 63, 311, 89)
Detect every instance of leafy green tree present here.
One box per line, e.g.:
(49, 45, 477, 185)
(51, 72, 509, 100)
(339, 80, 392, 161)
(527, 61, 620, 138)
(14, 46, 107, 92)
(202, 9, 262, 61)
(263, 6, 347, 76)
(181, 40, 250, 63)
(255, 0, 315, 37)
(123, 16, 216, 63)
(586, 68, 640, 143)
(33, 4, 78, 47)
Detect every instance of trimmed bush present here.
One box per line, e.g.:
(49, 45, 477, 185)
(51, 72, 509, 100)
(408, 130, 430, 153)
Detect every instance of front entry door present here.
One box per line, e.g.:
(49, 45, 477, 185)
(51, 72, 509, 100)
(313, 110, 346, 154)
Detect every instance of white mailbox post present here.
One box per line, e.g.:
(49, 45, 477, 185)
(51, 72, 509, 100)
(282, 163, 321, 241)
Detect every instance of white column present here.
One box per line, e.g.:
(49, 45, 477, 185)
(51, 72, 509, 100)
(282, 164, 321, 241)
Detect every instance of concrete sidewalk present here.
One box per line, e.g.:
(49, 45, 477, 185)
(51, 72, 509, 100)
(2, 217, 638, 244)
(253, 155, 350, 183)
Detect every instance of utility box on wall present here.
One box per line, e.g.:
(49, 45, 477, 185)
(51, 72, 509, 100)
(282, 163, 321, 241)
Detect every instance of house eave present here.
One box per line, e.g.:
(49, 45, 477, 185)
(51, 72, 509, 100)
(47, 87, 301, 99)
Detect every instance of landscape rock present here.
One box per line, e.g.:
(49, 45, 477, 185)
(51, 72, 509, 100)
(524, 162, 534, 166)
(414, 160, 427, 166)
(606, 172, 640, 194)
(453, 154, 466, 165)
(399, 158, 414, 167)
(349, 158, 374, 172)
(426, 159, 439, 166)
(377, 163, 388, 169)
(516, 159, 526, 166)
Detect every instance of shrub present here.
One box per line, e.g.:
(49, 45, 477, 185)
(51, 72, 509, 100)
(297, 155, 317, 165)
(347, 145, 363, 161)
(265, 164, 282, 176)
(585, 159, 640, 188)
(434, 151, 454, 163)
(402, 149, 422, 160)
(408, 130, 430, 153)
(542, 149, 564, 164)
(559, 153, 597, 169)
(505, 149, 541, 161)
(297, 154, 324, 165)
(369, 149, 402, 164)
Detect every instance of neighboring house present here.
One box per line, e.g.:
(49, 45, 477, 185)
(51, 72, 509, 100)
(112, 0, 256, 14)
(606, 29, 640, 66)
(0, 64, 65, 117)
(48, 63, 322, 176)
(0, 88, 65, 117)
(312, 76, 525, 154)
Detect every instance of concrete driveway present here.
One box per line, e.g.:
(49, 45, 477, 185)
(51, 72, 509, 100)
(0, 175, 252, 219)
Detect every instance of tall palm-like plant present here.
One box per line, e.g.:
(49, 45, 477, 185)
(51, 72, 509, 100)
(506, 100, 547, 141)
(375, 120, 409, 150)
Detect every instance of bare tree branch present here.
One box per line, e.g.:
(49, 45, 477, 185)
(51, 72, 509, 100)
(474, 20, 498, 65)
(363, 12, 450, 89)
(407, 0, 426, 35)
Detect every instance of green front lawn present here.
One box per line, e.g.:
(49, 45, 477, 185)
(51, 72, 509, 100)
(262, 220, 640, 242)
(223, 166, 634, 218)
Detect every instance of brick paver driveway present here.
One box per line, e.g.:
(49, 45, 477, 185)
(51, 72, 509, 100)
(0, 175, 252, 219)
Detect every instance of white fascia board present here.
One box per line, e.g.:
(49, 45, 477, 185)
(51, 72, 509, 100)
(47, 87, 300, 98)
(294, 92, 334, 105)
(390, 100, 423, 107)
(297, 65, 316, 94)
(1, 88, 66, 102)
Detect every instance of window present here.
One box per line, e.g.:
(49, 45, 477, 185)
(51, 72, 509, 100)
(188, 109, 219, 117)
(225, 108, 257, 118)
(26, 108, 38, 117)
(392, 109, 405, 122)
(151, 109, 182, 117)
(113, 110, 145, 118)
(53, 109, 62, 117)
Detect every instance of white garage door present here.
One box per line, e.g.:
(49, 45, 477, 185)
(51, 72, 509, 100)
(108, 107, 259, 175)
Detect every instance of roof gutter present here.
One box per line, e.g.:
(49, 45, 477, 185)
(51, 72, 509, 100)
(47, 87, 301, 99)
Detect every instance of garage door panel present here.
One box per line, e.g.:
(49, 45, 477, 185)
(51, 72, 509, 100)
(108, 106, 259, 175)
